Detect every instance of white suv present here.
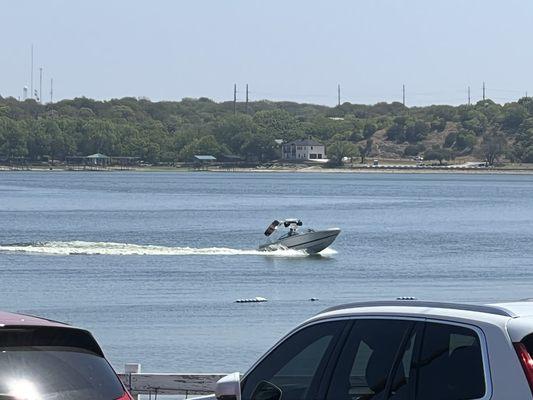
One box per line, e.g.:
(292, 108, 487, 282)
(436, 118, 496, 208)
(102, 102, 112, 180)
(214, 300, 533, 400)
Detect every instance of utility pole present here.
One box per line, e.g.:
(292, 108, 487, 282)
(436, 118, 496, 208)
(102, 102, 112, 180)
(468, 86, 471, 106)
(402, 84, 406, 106)
(39, 67, 43, 104)
(245, 84, 249, 114)
(30, 44, 34, 99)
(50, 78, 54, 103)
(233, 83, 237, 114)
(337, 84, 341, 106)
(482, 81, 486, 101)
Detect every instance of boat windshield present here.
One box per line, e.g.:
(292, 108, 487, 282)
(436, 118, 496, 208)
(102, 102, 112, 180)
(271, 227, 315, 241)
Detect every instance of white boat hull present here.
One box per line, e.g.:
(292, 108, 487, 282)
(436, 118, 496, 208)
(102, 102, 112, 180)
(259, 228, 340, 254)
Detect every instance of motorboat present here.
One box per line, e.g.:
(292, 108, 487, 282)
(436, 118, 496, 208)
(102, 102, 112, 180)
(259, 219, 340, 254)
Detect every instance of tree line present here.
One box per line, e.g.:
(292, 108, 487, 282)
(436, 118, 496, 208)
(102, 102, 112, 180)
(0, 95, 532, 165)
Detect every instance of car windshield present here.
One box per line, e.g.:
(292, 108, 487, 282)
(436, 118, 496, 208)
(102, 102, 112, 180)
(0, 328, 125, 400)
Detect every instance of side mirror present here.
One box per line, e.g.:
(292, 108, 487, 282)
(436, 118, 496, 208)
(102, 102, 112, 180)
(215, 372, 241, 400)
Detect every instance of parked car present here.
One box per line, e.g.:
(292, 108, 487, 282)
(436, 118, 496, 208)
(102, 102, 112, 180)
(214, 299, 533, 400)
(0, 310, 132, 400)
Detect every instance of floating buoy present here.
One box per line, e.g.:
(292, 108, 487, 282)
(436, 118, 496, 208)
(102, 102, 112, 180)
(235, 297, 268, 303)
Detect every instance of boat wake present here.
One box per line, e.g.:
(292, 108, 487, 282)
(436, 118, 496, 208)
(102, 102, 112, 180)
(0, 241, 336, 257)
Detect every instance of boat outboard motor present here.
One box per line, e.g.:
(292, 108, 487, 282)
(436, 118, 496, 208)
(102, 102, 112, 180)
(264, 220, 280, 236)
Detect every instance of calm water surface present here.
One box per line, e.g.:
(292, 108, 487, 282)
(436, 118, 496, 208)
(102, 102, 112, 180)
(1, 171, 533, 373)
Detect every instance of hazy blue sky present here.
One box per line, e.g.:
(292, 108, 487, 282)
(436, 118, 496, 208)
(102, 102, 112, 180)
(2, 0, 533, 106)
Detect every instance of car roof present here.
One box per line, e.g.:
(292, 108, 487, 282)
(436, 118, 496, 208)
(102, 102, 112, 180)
(489, 301, 533, 318)
(308, 300, 533, 328)
(0, 310, 71, 328)
(321, 300, 519, 318)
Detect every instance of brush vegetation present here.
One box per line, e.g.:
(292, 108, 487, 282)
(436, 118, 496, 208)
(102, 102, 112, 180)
(1, 95, 533, 165)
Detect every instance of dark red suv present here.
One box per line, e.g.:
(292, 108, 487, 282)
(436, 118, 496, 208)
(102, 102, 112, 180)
(0, 310, 132, 400)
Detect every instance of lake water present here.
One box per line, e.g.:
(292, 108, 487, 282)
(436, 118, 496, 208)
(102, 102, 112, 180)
(1, 171, 533, 374)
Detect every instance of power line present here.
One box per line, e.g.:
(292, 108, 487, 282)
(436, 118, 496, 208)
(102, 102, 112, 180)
(224, 83, 530, 107)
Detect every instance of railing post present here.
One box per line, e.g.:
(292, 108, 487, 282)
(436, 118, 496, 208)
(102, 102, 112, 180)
(124, 363, 141, 400)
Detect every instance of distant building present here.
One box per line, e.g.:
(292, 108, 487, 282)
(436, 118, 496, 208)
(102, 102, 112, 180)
(86, 153, 110, 166)
(282, 139, 325, 161)
(191, 155, 216, 165)
(191, 155, 216, 169)
(193, 155, 216, 162)
(65, 154, 140, 170)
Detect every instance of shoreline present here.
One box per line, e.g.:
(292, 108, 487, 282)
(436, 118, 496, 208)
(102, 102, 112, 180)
(2, 165, 533, 175)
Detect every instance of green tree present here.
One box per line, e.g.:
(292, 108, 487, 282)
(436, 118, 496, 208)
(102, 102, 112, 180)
(424, 147, 453, 165)
(213, 114, 256, 154)
(522, 147, 533, 163)
(445, 130, 476, 153)
(0, 117, 27, 157)
(358, 139, 373, 163)
(405, 120, 429, 143)
(178, 135, 228, 161)
(240, 132, 277, 161)
(480, 132, 507, 165)
(454, 131, 476, 152)
(253, 109, 301, 141)
(500, 103, 527, 132)
(430, 117, 446, 132)
(363, 122, 377, 139)
(403, 143, 425, 157)
(26, 120, 50, 160)
(80, 120, 118, 155)
(327, 141, 359, 166)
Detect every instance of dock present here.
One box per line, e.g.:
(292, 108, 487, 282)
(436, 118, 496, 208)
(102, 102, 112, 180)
(118, 363, 229, 399)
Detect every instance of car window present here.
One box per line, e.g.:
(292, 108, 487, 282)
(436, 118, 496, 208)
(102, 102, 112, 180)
(326, 319, 414, 400)
(242, 321, 346, 400)
(0, 327, 125, 400)
(416, 322, 485, 400)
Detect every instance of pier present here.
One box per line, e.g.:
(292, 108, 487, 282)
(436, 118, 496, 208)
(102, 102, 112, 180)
(119, 364, 228, 399)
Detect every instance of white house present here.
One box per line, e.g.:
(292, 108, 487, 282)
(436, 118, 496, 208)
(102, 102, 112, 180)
(282, 139, 326, 161)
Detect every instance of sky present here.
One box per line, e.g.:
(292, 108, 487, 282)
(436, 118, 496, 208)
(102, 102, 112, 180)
(2, 0, 533, 106)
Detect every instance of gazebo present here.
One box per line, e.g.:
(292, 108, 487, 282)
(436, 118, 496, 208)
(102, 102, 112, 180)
(86, 153, 110, 167)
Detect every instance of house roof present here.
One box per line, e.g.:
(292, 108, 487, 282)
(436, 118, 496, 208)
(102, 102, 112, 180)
(194, 155, 216, 161)
(285, 139, 323, 147)
(86, 153, 110, 159)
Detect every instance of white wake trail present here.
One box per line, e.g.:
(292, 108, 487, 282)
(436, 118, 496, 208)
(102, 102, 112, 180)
(0, 241, 329, 257)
